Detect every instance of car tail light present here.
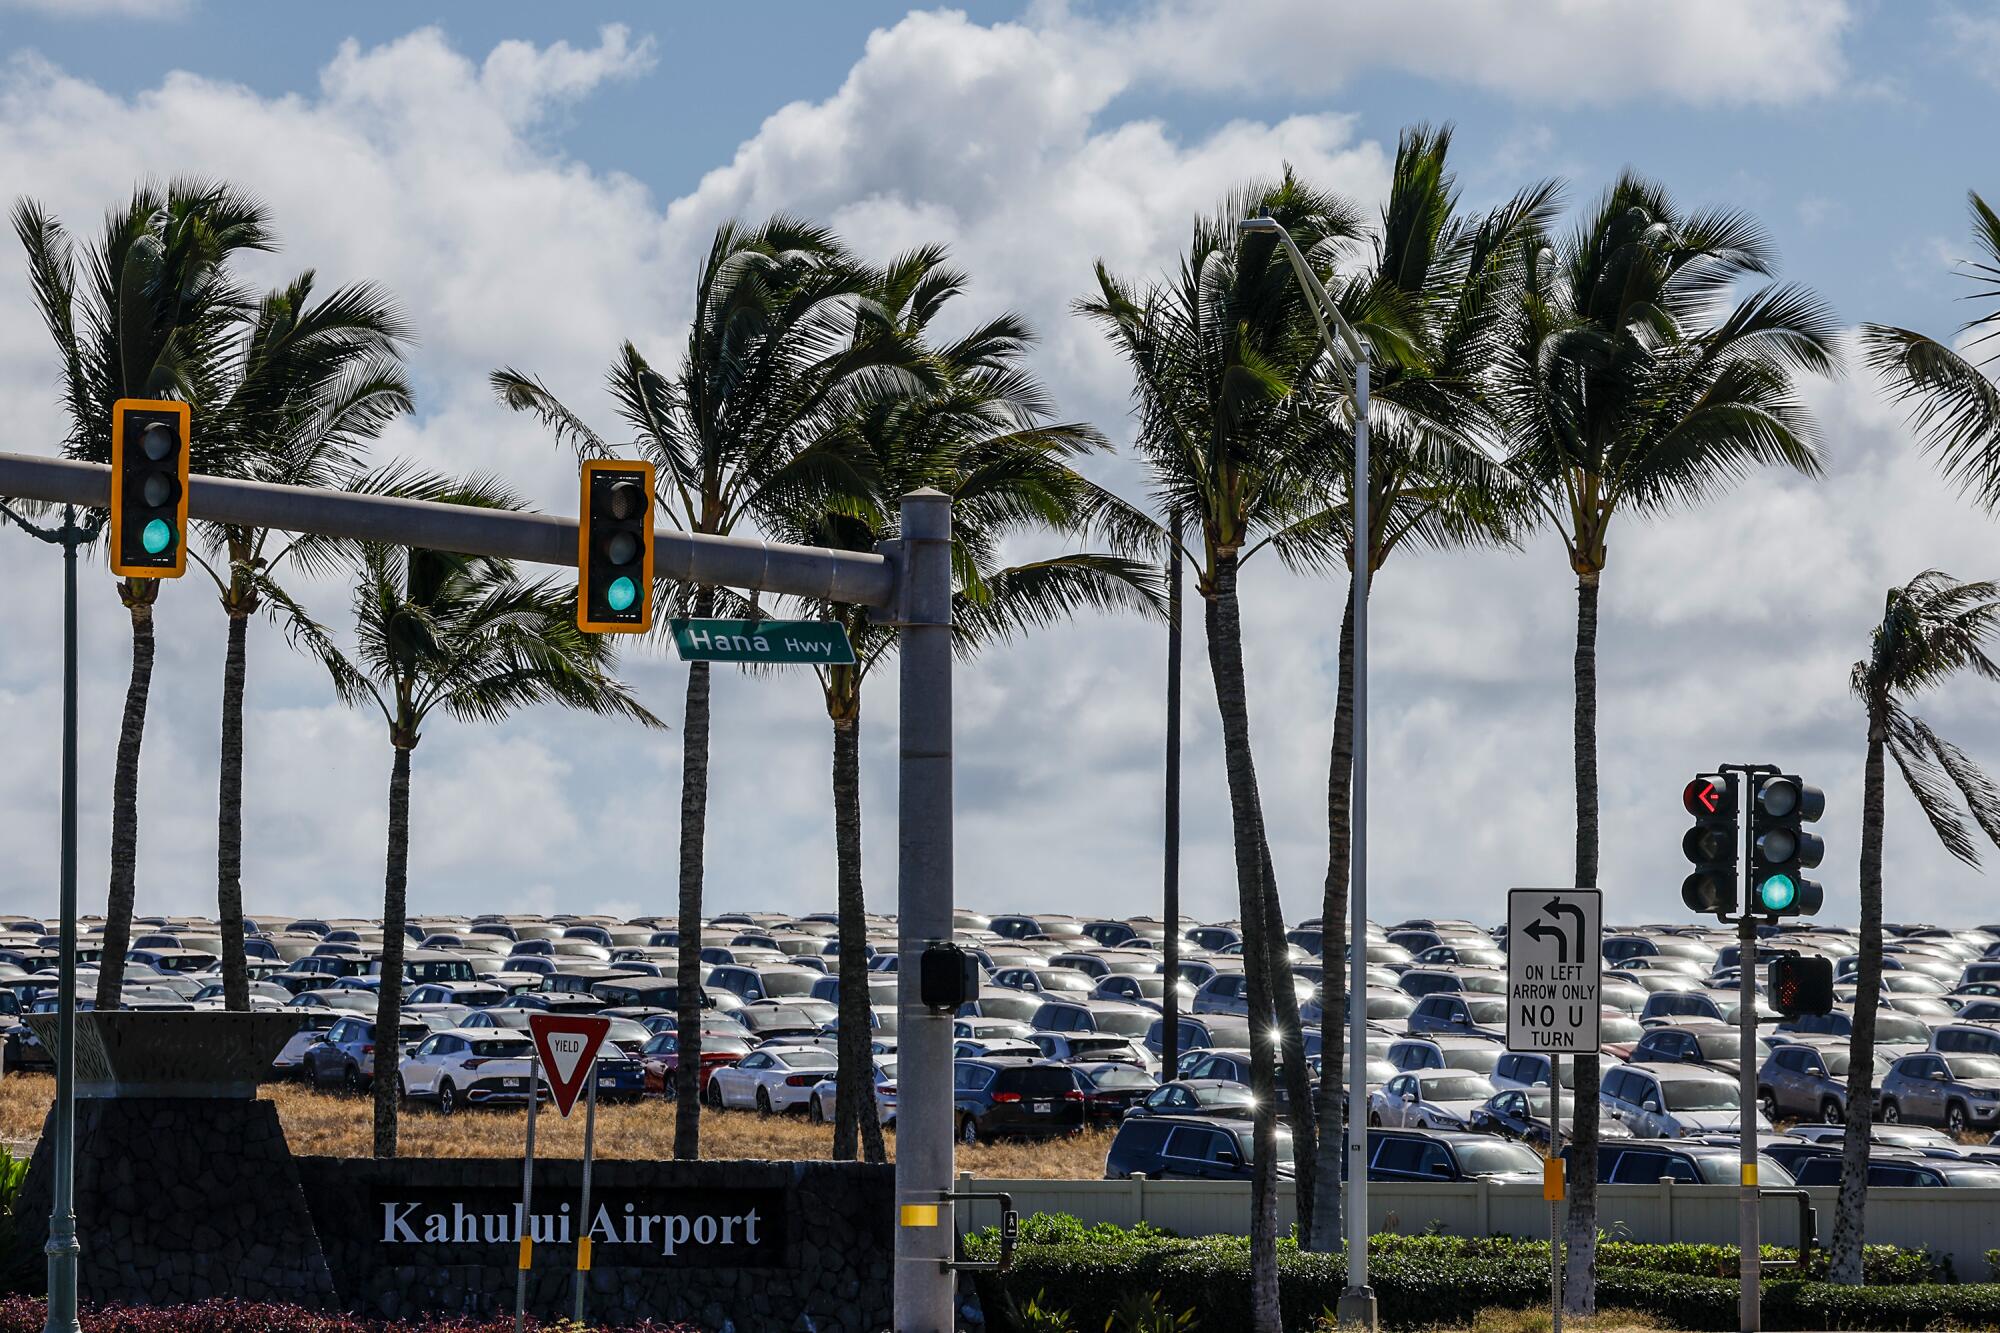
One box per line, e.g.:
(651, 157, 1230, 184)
(462, 1058, 488, 1070)
(880, 1083, 896, 1095)
(1064, 1090, 1084, 1103)
(992, 1091, 1021, 1103)
(785, 1074, 818, 1087)
(360, 1044, 374, 1056)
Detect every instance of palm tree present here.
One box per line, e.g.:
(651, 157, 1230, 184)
(192, 274, 415, 1009)
(1303, 125, 1553, 1250)
(493, 216, 906, 1158)
(295, 479, 662, 1157)
(13, 181, 274, 1007)
(764, 246, 1161, 1160)
(1081, 171, 1363, 1333)
(1496, 173, 1838, 1312)
(1830, 580, 2000, 1277)
(1861, 191, 2000, 507)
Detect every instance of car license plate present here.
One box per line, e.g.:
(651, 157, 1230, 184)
(1032, 1101, 1053, 1114)
(501, 1078, 522, 1089)
(598, 1076, 618, 1088)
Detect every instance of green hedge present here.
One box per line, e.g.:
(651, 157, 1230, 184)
(968, 1232, 1992, 1332)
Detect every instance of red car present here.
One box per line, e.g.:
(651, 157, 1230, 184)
(640, 1030, 752, 1097)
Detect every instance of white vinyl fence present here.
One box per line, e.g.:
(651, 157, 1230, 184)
(955, 1174, 2000, 1281)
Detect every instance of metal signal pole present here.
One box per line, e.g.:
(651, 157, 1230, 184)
(0, 501, 99, 1333)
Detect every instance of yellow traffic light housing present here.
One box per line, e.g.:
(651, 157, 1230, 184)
(109, 398, 191, 578)
(577, 459, 654, 633)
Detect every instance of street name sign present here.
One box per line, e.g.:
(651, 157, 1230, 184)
(528, 1013, 612, 1118)
(669, 618, 856, 665)
(1506, 888, 1603, 1052)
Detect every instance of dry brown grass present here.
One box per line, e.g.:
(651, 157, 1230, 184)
(0, 1073, 1108, 1178)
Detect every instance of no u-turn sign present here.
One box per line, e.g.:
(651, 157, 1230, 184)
(1506, 888, 1603, 1052)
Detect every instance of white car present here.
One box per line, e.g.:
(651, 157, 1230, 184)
(807, 1059, 898, 1126)
(271, 1010, 340, 1078)
(398, 1028, 541, 1114)
(1602, 1063, 1773, 1139)
(704, 1044, 838, 1113)
(1367, 1070, 1498, 1130)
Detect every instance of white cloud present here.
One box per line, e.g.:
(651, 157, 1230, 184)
(0, 6, 1992, 944)
(1038, 0, 1853, 107)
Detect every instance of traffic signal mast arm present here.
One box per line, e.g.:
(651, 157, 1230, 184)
(0, 451, 895, 609)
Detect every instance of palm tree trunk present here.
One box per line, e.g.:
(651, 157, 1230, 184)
(1307, 576, 1357, 1252)
(1161, 524, 1183, 1080)
(1261, 839, 1316, 1244)
(1830, 714, 1887, 1282)
(95, 588, 156, 1010)
(216, 609, 251, 1012)
(1562, 571, 1601, 1316)
(372, 743, 413, 1159)
(673, 590, 717, 1159)
(831, 701, 886, 1163)
(1202, 550, 1281, 1333)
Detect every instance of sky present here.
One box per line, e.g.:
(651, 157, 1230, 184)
(1, 0, 1999, 933)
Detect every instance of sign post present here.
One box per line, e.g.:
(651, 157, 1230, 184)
(525, 1013, 612, 1330)
(1506, 888, 1604, 1333)
(513, 1048, 540, 1333)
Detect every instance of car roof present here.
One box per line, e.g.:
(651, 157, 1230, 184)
(1638, 1064, 1737, 1082)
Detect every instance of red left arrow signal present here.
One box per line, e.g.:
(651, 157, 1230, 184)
(1683, 777, 1722, 816)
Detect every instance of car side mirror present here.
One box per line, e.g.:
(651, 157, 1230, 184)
(1401, 1092, 1416, 1105)
(1643, 1099, 1661, 1114)
(1427, 1162, 1453, 1177)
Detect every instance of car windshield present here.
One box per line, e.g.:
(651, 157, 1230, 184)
(1422, 1076, 1494, 1102)
(1695, 1032, 1742, 1060)
(1947, 1055, 2000, 1079)
(1232, 1126, 1292, 1160)
(1522, 1089, 1552, 1117)
(1601, 1017, 1642, 1043)
(1198, 1084, 1255, 1105)
(1875, 1014, 1928, 1044)
(1089, 1067, 1156, 1090)
(1453, 1141, 1541, 1175)
(1697, 1155, 1794, 1186)
(1200, 1018, 1252, 1046)
(1663, 1079, 1739, 1111)
(1465, 999, 1506, 1024)
(1092, 1011, 1153, 1037)
(760, 972, 817, 997)
(470, 1039, 532, 1058)
(1039, 971, 1092, 993)
(1440, 1047, 1501, 1074)
(1365, 995, 1414, 1019)
(775, 1049, 835, 1069)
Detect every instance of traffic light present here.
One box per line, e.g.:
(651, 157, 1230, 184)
(109, 398, 190, 578)
(577, 459, 654, 633)
(1769, 954, 1835, 1017)
(1681, 773, 1739, 917)
(1750, 774, 1825, 917)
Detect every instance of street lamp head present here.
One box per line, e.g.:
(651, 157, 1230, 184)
(1237, 215, 1281, 235)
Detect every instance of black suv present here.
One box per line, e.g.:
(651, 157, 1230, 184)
(953, 1059, 1084, 1144)
(1104, 1114, 1291, 1181)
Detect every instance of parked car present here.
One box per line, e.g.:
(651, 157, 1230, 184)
(1469, 1086, 1632, 1150)
(703, 1045, 837, 1114)
(1405, 993, 1508, 1040)
(1759, 1040, 1887, 1124)
(302, 1016, 433, 1091)
(953, 1058, 1086, 1143)
(1366, 1128, 1542, 1183)
(1877, 1052, 2000, 1132)
(1103, 1114, 1291, 1181)
(639, 1030, 753, 1098)
(1126, 1079, 1258, 1122)
(1368, 1070, 1498, 1130)
(1386, 1036, 1504, 1077)
(806, 1059, 897, 1127)
(1792, 1154, 2000, 1187)
(1600, 1064, 1770, 1139)
(1592, 1139, 1797, 1186)
(270, 1010, 339, 1078)
(398, 1029, 542, 1113)
(1073, 1062, 1158, 1126)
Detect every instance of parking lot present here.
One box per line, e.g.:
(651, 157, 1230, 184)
(7, 908, 1999, 1187)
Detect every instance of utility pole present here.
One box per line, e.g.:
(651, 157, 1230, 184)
(0, 500, 100, 1333)
(892, 490, 955, 1332)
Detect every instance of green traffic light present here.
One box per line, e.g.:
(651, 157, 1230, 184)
(1758, 873, 1797, 912)
(140, 519, 173, 555)
(606, 576, 637, 612)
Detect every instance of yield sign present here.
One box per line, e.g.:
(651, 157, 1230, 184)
(528, 1012, 611, 1118)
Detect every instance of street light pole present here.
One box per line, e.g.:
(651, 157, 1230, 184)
(0, 501, 99, 1333)
(1236, 215, 1375, 1327)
